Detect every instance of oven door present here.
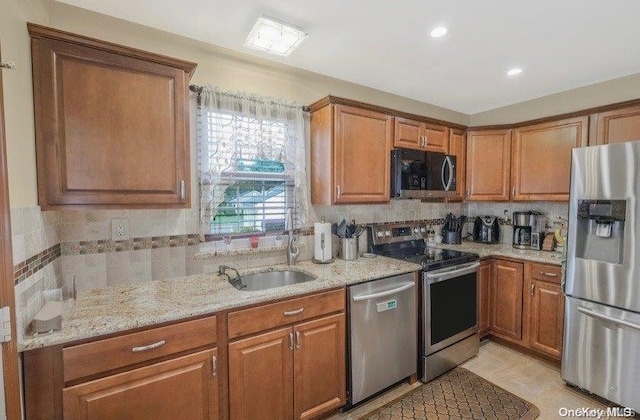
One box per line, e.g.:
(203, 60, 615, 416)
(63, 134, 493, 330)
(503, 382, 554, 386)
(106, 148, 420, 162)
(423, 262, 479, 356)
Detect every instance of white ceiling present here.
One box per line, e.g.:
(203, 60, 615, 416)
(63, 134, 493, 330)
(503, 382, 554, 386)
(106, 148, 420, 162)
(56, 0, 640, 114)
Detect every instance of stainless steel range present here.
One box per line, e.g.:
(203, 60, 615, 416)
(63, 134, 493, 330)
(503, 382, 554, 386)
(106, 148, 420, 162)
(367, 222, 480, 383)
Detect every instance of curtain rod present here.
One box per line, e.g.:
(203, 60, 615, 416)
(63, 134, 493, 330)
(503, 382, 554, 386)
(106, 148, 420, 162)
(189, 84, 310, 112)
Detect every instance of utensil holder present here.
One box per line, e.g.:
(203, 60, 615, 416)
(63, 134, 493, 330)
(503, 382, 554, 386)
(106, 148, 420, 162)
(339, 237, 359, 261)
(443, 231, 462, 244)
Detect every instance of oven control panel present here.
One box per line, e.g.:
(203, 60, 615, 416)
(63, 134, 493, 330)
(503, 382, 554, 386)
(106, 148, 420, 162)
(369, 222, 429, 245)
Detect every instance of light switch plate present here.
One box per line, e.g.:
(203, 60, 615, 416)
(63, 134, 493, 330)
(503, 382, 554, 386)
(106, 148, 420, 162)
(111, 218, 130, 241)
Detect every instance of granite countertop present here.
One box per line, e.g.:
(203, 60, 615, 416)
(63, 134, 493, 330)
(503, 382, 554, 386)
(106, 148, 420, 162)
(435, 241, 565, 265)
(19, 256, 421, 352)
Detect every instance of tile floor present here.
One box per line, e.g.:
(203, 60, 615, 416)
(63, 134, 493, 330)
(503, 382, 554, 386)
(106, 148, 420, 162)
(333, 339, 622, 419)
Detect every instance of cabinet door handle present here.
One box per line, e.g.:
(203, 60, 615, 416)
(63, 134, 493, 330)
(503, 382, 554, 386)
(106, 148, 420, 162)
(288, 332, 294, 351)
(424, 134, 428, 146)
(131, 340, 166, 353)
(540, 271, 558, 277)
(530, 283, 535, 296)
(336, 185, 341, 198)
(465, 188, 470, 198)
(511, 188, 515, 199)
(284, 308, 304, 316)
(295, 331, 301, 349)
(179, 180, 186, 200)
(212, 356, 217, 376)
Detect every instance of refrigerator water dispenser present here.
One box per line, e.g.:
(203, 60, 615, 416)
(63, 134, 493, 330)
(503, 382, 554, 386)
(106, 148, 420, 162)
(575, 200, 626, 264)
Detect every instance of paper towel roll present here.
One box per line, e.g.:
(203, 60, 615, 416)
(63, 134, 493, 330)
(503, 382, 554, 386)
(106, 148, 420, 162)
(314, 222, 333, 262)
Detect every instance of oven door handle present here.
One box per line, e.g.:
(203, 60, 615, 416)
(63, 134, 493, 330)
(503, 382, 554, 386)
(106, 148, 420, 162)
(352, 282, 415, 302)
(425, 262, 480, 284)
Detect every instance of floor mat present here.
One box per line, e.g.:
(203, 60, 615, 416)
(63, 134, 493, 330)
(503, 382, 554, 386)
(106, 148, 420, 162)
(359, 367, 539, 419)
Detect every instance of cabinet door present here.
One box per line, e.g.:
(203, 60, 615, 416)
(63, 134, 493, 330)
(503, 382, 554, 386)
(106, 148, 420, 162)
(423, 123, 449, 154)
(477, 260, 492, 337)
(490, 260, 524, 341)
(293, 314, 346, 420)
(466, 130, 511, 201)
(394, 117, 423, 149)
(448, 129, 466, 201)
(594, 105, 640, 145)
(229, 328, 294, 420)
(63, 349, 217, 420)
(30, 26, 193, 209)
(529, 280, 564, 359)
(512, 117, 587, 201)
(333, 105, 392, 203)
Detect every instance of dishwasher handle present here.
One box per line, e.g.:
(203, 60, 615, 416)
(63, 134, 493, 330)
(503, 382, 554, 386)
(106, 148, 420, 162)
(352, 282, 415, 302)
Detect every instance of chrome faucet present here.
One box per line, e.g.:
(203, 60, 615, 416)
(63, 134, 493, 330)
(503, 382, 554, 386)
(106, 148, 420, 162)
(285, 208, 300, 265)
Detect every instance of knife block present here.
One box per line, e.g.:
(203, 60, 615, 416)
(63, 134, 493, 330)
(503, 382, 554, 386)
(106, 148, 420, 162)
(443, 231, 462, 244)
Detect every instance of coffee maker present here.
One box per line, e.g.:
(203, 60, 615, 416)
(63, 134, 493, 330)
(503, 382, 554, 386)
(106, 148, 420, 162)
(512, 211, 546, 249)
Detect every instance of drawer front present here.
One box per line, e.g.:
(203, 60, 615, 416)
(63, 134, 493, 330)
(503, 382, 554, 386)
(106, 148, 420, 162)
(228, 289, 345, 339)
(530, 262, 562, 284)
(64, 316, 217, 383)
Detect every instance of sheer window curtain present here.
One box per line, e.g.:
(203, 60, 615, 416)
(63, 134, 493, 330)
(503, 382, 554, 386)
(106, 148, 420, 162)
(198, 86, 308, 236)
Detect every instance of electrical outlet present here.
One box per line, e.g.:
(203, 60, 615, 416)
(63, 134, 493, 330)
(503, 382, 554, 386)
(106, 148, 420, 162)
(111, 218, 130, 241)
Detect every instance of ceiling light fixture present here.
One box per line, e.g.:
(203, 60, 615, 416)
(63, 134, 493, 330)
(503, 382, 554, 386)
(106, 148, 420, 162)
(244, 16, 308, 57)
(430, 26, 448, 38)
(507, 68, 523, 76)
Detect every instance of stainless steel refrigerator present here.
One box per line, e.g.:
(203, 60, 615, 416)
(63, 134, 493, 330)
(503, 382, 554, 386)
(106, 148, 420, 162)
(563, 141, 640, 411)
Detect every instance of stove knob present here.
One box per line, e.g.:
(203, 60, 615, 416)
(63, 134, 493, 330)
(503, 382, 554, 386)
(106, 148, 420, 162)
(384, 230, 392, 237)
(413, 227, 420, 234)
(376, 231, 385, 238)
(420, 227, 426, 233)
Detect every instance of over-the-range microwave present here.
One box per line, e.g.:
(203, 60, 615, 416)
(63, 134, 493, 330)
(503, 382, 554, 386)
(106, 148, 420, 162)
(391, 148, 456, 199)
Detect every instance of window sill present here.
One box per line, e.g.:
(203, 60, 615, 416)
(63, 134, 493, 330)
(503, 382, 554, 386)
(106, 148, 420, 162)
(194, 244, 290, 260)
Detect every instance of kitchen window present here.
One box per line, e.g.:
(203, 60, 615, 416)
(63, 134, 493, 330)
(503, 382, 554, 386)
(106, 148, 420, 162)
(197, 87, 308, 236)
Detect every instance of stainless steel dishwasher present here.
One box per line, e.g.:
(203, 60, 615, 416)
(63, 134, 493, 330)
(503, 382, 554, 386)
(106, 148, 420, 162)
(348, 272, 417, 405)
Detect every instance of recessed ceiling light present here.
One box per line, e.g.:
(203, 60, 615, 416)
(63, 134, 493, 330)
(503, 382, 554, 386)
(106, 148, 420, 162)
(244, 16, 308, 57)
(430, 26, 448, 38)
(507, 68, 523, 76)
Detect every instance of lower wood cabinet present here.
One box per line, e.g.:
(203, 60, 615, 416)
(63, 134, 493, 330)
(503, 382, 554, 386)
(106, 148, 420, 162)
(490, 260, 524, 341)
(229, 328, 293, 420)
(477, 259, 492, 337)
(528, 263, 564, 359)
(481, 258, 564, 361)
(227, 289, 346, 420)
(63, 349, 218, 420)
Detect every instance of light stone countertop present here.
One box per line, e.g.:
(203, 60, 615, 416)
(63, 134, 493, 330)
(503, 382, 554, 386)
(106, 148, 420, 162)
(19, 256, 421, 352)
(435, 241, 565, 265)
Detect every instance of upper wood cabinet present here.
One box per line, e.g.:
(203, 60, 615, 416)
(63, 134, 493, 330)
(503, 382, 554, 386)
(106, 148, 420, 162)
(592, 104, 640, 145)
(393, 117, 449, 153)
(447, 129, 466, 202)
(28, 24, 196, 210)
(311, 103, 392, 204)
(465, 130, 511, 201)
(511, 116, 588, 201)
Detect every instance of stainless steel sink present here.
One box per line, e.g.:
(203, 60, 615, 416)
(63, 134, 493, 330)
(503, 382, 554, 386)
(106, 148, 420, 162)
(229, 270, 317, 291)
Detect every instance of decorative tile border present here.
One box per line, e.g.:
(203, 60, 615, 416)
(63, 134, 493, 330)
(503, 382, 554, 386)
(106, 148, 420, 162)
(13, 244, 61, 286)
(60, 234, 202, 255)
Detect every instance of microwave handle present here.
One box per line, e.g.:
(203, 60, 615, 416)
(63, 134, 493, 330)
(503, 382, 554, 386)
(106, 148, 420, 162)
(441, 156, 454, 191)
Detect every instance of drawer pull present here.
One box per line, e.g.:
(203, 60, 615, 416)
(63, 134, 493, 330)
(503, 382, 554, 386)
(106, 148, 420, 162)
(284, 308, 304, 316)
(212, 356, 217, 376)
(131, 340, 166, 353)
(539, 271, 558, 277)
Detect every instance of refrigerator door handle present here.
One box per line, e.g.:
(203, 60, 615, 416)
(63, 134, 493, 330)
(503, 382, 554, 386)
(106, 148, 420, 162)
(578, 306, 640, 331)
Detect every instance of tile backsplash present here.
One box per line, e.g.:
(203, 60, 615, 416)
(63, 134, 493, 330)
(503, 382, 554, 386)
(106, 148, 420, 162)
(10, 199, 567, 339)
